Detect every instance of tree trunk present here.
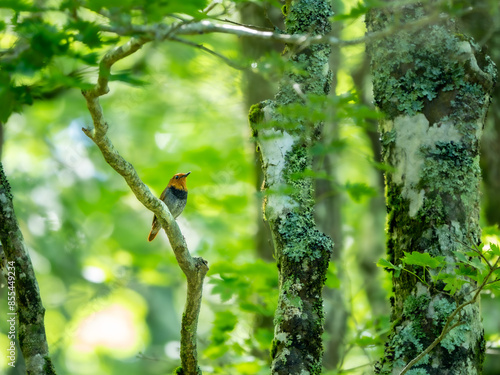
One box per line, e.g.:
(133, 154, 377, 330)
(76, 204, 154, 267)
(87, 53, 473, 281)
(240, 1, 283, 262)
(0, 163, 56, 375)
(249, 1, 334, 373)
(366, 1, 496, 373)
(316, 2, 348, 367)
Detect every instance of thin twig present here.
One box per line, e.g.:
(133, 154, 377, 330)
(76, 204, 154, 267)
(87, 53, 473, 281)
(399, 256, 497, 375)
(202, 0, 221, 15)
(170, 36, 247, 70)
(216, 17, 275, 32)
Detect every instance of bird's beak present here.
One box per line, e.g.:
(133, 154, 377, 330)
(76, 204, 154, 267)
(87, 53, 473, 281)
(183, 171, 191, 178)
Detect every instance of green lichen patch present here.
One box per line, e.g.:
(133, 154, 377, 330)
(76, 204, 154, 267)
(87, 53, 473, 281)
(285, 0, 333, 36)
(366, 10, 495, 124)
(418, 140, 481, 229)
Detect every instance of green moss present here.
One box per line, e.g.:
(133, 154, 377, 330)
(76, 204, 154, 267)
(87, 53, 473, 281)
(285, 0, 332, 35)
(173, 366, 201, 375)
(43, 357, 57, 375)
(248, 102, 264, 127)
(262, 1, 335, 372)
(270, 338, 278, 359)
(0, 163, 13, 199)
(274, 0, 333, 107)
(418, 141, 481, 232)
(403, 294, 429, 319)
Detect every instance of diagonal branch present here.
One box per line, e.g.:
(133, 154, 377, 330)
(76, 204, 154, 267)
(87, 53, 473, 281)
(399, 257, 499, 375)
(81, 40, 208, 375)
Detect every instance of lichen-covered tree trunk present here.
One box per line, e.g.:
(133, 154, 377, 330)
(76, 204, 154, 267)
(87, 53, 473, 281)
(366, 2, 496, 374)
(0, 163, 56, 375)
(248, 0, 334, 373)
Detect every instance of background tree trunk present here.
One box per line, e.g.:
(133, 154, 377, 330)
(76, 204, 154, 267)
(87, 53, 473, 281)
(367, 1, 496, 373)
(316, 2, 348, 368)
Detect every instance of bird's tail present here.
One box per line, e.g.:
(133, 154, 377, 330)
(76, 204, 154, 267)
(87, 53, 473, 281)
(148, 217, 160, 242)
(148, 227, 159, 242)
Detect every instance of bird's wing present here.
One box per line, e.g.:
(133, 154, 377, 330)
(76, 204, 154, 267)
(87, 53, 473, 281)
(159, 186, 169, 201)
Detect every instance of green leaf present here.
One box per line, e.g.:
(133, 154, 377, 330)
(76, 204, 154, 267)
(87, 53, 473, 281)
(355, 335, 378, 347)
(332, 2, 368, 21)
(345, 181, 377, 202)
(483, 280, 500, 292)
(482, 225, 500, 237)
(377, 258, 396, 270)
(489, 243, 500, 256)
(442, 277, 466, 295)
(325, 263, 340, 288)
(210, 277, 238, 302)
(109, 72, 148, 86)
(453, 250, 469, 263)
(68, 20, 102, 48)
(0, 0, 37, 11)
(454, 264, 477, 278)
(403, 251, 445, 268)
(143, 0, 209, 20)
(469, 256, 486, 272)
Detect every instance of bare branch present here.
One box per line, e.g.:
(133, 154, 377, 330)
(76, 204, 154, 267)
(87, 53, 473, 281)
(102, 11, 449, 50)
(81, 39, 208, 375)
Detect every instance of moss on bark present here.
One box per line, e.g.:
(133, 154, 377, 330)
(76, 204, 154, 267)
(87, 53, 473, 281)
(367, 2, 496, 374)
(248, 1, 335, 373)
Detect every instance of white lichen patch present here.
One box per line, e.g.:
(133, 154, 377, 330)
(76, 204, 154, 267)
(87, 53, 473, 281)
(457, 41, 482, 75)
(258, 128, 296, 185)
(322, 62, 329, 76)
(265, 193, 298, 222)
(258, 125, 299, 221)
(415, 282, 428, 297)
(476, 95, 491, 138)
(275, 332, 289, 343)
(388, 114, 462, 217)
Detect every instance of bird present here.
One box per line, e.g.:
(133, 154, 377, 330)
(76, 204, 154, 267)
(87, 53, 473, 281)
(148, 171, 191, 242)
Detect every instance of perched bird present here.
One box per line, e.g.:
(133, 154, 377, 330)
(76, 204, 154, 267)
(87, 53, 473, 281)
(148, 171, 191, 242)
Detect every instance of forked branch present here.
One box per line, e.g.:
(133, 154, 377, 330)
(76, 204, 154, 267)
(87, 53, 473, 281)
(81, 39, 208, 375)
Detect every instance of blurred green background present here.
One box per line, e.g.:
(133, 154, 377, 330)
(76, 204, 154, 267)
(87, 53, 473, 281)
(0, 0, 499, 374)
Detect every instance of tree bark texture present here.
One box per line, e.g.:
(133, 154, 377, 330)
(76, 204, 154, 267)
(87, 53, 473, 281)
(367, 2, 496, 374)
(249, 1, 334, 373)
(0, 163, 56, 375)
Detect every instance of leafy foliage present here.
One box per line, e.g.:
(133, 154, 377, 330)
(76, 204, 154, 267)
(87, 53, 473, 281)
(378, 231, 500, 297)
(0, 0, 499, 374)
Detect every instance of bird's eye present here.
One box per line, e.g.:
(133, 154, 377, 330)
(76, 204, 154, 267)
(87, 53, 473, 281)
(175, 176, 179, 179)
